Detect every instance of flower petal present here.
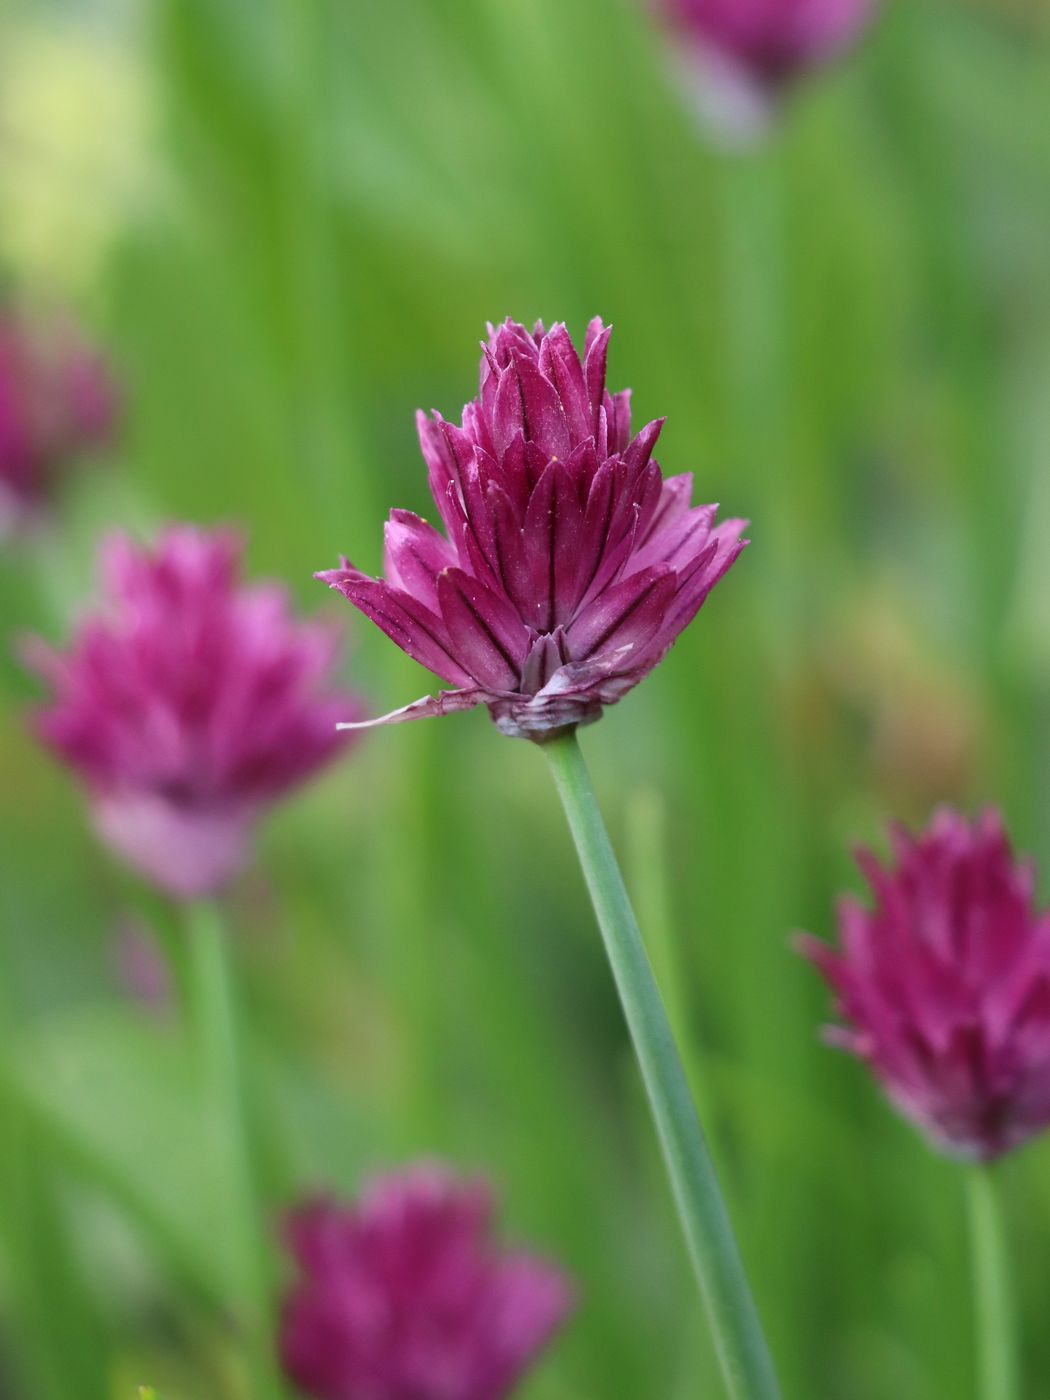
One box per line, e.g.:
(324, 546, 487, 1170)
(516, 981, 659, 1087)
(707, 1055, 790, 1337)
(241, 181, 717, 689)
(539, 323, 591, 445)
(519, 460, 584, 632)
(437, 567, 531, 688)
(382, 510, 456, 611)
(606, 388, 633, 454)
(623, 416, 665, 473)
(567, 564, 675, 661)
(520, 628, 569, 693)
(641, 472, 696, 543)
(513, 349, 570, 460)
(628, 501, 718, 575)
(416, 410, 463, 538)
(658, 521, 747, 642)
(583, 320, 611, 432)
(317, 569, 472, 686)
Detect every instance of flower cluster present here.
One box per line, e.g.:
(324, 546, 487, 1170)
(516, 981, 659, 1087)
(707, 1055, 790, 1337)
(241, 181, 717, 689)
(319, 318, 745, 739)
(280, 1165, 575, 1400)
(26, 527, 361, 898)
(799, 808, 1050, 1161)
(0, 311, 117, 533)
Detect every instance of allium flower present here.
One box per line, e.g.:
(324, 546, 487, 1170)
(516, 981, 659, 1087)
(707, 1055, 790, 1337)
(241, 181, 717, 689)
(318, 319, 745, 739)
(657, 0, 876, 93)
(0, 311, 118, 533)
(798, 808, 1050, 1162)
(280, 1165, 575, 1400)
(25, 527, 361, 899)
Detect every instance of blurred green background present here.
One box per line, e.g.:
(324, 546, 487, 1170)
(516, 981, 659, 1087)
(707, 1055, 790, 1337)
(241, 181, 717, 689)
(2, 0, 1050, 1396)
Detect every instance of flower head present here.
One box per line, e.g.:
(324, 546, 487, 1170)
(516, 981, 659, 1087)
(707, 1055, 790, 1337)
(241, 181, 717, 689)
(25, 526, 362, 899)
(657, 0, 875, 92)
(318, 319, 745, 739)
(0, 311, 118, 534)
(279, 1164, 575, 1400)
(798, 808, 1050, 1162)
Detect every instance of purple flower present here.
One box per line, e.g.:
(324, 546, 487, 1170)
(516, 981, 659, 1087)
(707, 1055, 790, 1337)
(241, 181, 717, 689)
(798, 808, 1050, 1162)
(0, 312, 118, 534)
(279, 1164, 575, 1400)
(25, 527, 362, 899)
(318, 319, 745, 739)
(657, 0, 876, 92)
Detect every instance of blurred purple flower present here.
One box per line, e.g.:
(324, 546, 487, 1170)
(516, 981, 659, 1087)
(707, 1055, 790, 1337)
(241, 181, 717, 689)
(798, 808, 1050, 1162)
(318, 319, 745, 740)
(25, 526, 362, 899)
(653, 0, 876, 140)
(657, 0, 875, 90)
(0, 311, 118, 534)
(280, 1164, 575, 1400)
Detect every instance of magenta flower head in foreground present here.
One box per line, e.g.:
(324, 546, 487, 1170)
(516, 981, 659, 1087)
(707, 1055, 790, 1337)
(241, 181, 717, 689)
(280, 1164, 575, 1400)
(318, 319, 745, 740)
(0, 311, 118, 534)
(798, 808, 1050, 1162)
(25, 527, 362, 899)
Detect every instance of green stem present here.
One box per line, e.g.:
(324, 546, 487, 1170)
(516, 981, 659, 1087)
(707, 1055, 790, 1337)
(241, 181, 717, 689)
(966, 1166, 1019, 1400)
(186, 902, 281, 1400)
(540, 729, 780, 1400)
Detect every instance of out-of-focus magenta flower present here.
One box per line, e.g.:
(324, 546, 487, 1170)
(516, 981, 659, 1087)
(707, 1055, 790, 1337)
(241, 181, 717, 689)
(657, 0, 875, 91)
(25, 527, 362, 899)
(318, 319, 745, 740)
(798, 808, 1050, 1162)
(280, 1164, 575, 1400)
(654, 0, 877, 140)
(0, 312, 118, 533)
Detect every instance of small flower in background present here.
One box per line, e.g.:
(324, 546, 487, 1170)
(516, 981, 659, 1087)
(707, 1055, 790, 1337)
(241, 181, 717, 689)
(280, 1164, 575, 1400)
(652, 0, 878, 139)
(798, 808, 1050, 1162)
(0, 309, 118, 534)
(319, 318, 745, 740)
(24, 526, 363, 900)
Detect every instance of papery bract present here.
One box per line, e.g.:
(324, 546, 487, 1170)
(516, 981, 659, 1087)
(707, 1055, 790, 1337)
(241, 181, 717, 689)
(26, 526, 362, 898)
(280, 1164, 575, 1400)
(0, 311, 118, 534)
(318, 318, 745, 739)
(799, 808, 1050, 1162)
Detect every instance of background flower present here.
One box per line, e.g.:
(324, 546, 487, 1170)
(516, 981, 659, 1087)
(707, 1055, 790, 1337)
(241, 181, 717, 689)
(25, 526, 362, 898)
(0, 309, 118, 533)
(652, 0, 878, 140)
(799, 809, 1050, 1161)
(656, 0, 876, 91)
(280, 1164, 575, 1400)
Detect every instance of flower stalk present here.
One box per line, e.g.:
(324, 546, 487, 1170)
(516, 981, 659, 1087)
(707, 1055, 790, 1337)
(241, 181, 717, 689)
(966, 1166, 1019, 1400)
(186, 902, 281, 1400)
(541, 728, 779, 1400)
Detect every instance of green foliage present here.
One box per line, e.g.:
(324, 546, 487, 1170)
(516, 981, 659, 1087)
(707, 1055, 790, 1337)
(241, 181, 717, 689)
(1, 1, 1049, 1398)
